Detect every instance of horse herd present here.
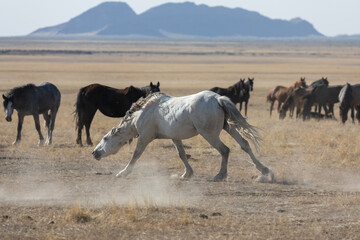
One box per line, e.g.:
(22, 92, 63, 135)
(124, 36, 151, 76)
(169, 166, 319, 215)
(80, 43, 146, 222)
(3, 77, 357, 181)
(266, 77, 360, 123)
(2, 78, 275, 182)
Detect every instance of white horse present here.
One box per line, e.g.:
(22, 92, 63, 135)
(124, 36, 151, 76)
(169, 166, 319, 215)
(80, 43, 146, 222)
(92, 91, 274, 182)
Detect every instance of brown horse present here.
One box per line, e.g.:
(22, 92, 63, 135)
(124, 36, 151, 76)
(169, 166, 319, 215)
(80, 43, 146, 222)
(339, 83, 360, 123)
(279, 87, 313, 119)
(302, 84, 343, 120)
(266, 77, 307, 117)
(74, 82, 160, 146)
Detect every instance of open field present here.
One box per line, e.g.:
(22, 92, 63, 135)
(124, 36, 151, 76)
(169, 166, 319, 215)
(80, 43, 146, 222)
(1, 39, 360, 239)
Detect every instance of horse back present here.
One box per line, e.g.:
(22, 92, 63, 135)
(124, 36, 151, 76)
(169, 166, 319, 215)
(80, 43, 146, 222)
(36, 82, 61, 112)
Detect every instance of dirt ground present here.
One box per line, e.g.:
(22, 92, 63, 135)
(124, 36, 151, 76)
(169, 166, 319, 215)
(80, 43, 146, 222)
(1, 39, 360, 239)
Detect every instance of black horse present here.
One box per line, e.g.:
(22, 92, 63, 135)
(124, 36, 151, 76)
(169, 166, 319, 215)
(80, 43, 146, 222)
(2, 82, 61, 145)
(239, 78, 254, 116)
(309, 77, 329, 88)
(74, 82, 160, 146)
(302, 84, 343, 120)
(210, 79, 250, 114)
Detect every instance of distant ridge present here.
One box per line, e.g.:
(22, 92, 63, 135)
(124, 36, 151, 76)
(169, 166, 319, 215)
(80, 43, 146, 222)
(31, 1, 322, 38)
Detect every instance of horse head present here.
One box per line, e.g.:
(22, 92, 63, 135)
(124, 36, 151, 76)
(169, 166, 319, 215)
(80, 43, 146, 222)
(248, 78, 254, 91)
(92, 121, 137, 160)
(300, 77, 307, 88)
(149, 82, 160, 95)
(321, 77, 329, 86)
(2, 94, 14, 122)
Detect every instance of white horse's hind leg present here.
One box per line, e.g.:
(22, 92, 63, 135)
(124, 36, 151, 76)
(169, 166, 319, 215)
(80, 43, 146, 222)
(172, 140, 193, 179)
(225, 126, 274, 183)
(199, 134, 230, 181)
(116, 137, 150, 178)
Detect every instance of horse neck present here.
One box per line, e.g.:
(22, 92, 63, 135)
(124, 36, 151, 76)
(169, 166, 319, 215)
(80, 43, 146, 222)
(131, 87, 147, 99)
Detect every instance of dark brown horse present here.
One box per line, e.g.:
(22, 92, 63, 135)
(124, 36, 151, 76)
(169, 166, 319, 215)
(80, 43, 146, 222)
(210, 79, 248, 112)
(74, 82, 160, 146)
(339, 83, 360, 123)
(239, 78, 254, 116)
(302, 84, 343, 120)
(266, 77, 307, 117)
(2, 82, 61, 145)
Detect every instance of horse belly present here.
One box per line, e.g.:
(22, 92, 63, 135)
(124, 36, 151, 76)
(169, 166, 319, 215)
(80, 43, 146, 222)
(157, 120, 198, 140)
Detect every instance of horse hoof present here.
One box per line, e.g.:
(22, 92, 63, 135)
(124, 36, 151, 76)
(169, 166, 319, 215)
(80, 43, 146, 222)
(257, 171, 275, 183)
(12, 140, 20, 145)
(180, 172, 193, 179)
(116, 170, 129, 178)
(213, 173, 227, 182)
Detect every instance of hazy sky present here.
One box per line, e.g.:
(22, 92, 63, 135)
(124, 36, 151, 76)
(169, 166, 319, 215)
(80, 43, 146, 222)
(0, 0, 359, 37)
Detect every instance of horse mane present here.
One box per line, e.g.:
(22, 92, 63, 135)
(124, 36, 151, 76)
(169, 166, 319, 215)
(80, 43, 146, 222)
(6, 84, 36, 98)
(120, 92, 165, 124)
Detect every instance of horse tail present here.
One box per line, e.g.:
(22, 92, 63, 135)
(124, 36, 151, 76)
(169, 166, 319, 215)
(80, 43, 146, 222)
(217, 96, 262, 150)
(74, 86, 87, 130)
(266, 87, 279, 102)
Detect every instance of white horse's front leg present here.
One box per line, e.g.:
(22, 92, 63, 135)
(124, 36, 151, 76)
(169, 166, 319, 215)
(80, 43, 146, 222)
(116, 137, 151, 178)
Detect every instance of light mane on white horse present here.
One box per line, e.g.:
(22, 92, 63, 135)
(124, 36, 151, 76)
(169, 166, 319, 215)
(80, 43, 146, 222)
(93, 90, 273, 182)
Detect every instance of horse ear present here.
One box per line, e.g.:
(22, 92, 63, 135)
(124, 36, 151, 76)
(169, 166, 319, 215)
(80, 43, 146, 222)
(2, 94, 7, 100)
(150, 82, 154, 87)
(157, 81, 160, 87)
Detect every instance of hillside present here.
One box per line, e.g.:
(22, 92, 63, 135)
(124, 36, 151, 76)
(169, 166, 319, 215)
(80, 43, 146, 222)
(31, 1, 322, 38)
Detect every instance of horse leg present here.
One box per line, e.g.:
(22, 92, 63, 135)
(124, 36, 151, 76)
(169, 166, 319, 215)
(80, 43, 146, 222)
(116, 137, 151, 178)
(269, 101, 275, 117)
(76, 124, 84, 146)
(172, 139, 193, 179)
(239, 102, 243, 113)
(277, 102, 282, 113)
(224, 124, 274, 183)
(43, 112, 51, 145)
(245, 100, 248, 117)
(84, 108, 97, 146)
(198, 133, 229, 181)
(45, 108, 58, 145)
(351, 107, 355, 123)
(33, 113, 44, 145)
(13, 113, 24, 145)
(323, 104, 330, 118)
(43, 112, 50, 129)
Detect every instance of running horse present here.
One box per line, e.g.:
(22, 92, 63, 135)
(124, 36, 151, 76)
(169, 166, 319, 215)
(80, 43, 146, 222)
(92, 91, 274, 182)
(2, 82, 61, 145)
(74, 82, 160, 146)
(266, 77, 307, 117)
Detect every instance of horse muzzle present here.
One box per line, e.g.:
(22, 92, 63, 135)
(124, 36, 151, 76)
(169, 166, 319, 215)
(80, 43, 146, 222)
(5, 116, 12, 122)
(92, 150, 103, 161)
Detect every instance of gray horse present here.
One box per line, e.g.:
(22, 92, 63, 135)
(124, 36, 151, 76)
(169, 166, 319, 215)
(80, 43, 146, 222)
(2, 82, 61, 145)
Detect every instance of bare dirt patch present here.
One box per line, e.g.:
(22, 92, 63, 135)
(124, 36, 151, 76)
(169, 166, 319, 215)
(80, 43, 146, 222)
(1, 39, 360, 239)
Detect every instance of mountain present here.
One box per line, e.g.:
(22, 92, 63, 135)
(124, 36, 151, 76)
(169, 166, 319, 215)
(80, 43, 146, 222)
(31, 1, 322, 38)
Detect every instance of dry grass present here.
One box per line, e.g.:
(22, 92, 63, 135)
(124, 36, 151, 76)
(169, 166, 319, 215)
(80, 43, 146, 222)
(1, 39, 360, 239)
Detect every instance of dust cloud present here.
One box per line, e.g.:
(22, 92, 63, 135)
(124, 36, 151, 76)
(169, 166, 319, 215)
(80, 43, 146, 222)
(0, 159, 202, 207)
